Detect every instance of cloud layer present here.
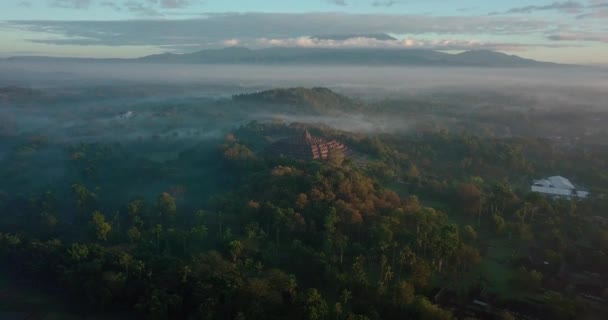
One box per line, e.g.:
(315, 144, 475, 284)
(9, 12, 551, 50)
(2, 1, 607, 61)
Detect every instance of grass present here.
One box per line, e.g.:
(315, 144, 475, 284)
(437, 225, 529, 301)
(385, 179, 535, 302)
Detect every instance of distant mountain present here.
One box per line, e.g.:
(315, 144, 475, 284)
(6, 47, 563, 67)
(448, 50, 545, 67)
(137, 47, 559, 67)
(232, 87, 361, 114)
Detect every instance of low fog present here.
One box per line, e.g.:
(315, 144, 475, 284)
(2, 61, 608, 91)
(1, 61, 607, 147)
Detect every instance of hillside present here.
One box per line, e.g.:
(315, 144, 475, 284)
(7, 47, 566, 67)
(5, 47, 561, 68)
(232, 87, 361, 114)
(136, 47, 558, 67)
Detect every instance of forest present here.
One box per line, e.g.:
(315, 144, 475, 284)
(0, 85, 607, 320)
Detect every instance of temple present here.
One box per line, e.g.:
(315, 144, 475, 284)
(266, 129, 347, 160)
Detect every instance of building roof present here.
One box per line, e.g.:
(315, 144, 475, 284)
(548, 176, 575, 190)
(531, 186, 575, 197)
(531, 176, 588, 199)
(266, 129, 346, 160)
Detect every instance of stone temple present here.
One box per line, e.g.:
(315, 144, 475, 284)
(266, 129, 347, 160)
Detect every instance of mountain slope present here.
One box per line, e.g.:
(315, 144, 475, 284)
(5, 47, 562, 67)
(448, 50, 545, 66)
(137, 47, 558, 67)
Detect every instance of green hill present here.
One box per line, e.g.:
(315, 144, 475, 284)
(232, 87, 361, 114)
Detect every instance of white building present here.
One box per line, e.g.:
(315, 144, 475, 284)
(531, 176, 589, 199)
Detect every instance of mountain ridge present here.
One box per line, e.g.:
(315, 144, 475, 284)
(5, 47, 565, 67)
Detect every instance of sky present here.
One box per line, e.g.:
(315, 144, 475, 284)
(0, 0, 607, 64)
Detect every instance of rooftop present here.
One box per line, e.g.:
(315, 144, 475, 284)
(531, 176, 588, 199)
(266, 129, 346, 160)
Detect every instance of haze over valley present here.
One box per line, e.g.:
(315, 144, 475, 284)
(1, 1, 608, 320)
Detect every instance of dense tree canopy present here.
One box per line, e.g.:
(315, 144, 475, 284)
(0, 121, 606, 319)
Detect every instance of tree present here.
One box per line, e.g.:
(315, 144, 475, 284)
(345, 314, 370, 320)
(492, 214, 506, 234)
(544, 292, 579, 320)
(597, 230, 608, 253)
(127, 199, 146, 228)
(335, 233, 348, 265)
(127, 227, 142, 243)
(393, 280, 415, 307)
(304, 289, 328, 320)
(434, 224, 460, 272)
(190, 225, 208, 243)
(414, 296, 453, 320)
(511, 267, 542, 292)
(406, 164, 420, 180)
(328, 148, 345, 167)
(351, 256, 368, 287)
(397, 246, 416, 280)
(223, 143, 256, 162)
(229, 240, 243, 262)
(489, 182, 517, 214)
(334, 302, 342, 320)
(119, 252, 133, 275)
(499, 310, 516, 320)
(456, 244, 481, 271)
(324, 208, 338, 243)
(457, 183, 483, 224)
(157, 192, 177, 220)
(339, 289, 351, 306)
(72, 183, 97, 221)
(91, 211, 112, 241)
(409, 262, 431, 289)
(371, 223, 393, 252)
(153, 224, 163, 250)
(462, 225, 477, 243)
(67, 243, 89, 261)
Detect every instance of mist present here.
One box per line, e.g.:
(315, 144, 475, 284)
(2, 60, 608, 90)
(1, 61, 608, 148)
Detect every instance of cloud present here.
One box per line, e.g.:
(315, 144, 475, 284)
(490, 1, 583, 15)
(18, 1, 33, 7)
(252, 36, 579, 51)
(47, 0, 195, 14)
(577, 0, 608, 18)
(49, 0, 93, 9)
(577, 9, 608, 18)
(223, 39, 240, 47)
(5, 11, 597, 54)
(124, 1, 162, 16)
(588, 0, 608, 7)
(327, 0, 347, 6)
(159, 0, 191, 9)
(8, 12, 551, 48)
(371, 0, 402, 7)
(548, 32, 608, 42)
(493, 0, 608, 18)
(100, 0, 120, 10)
